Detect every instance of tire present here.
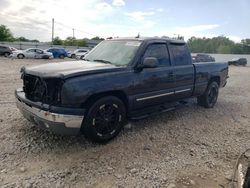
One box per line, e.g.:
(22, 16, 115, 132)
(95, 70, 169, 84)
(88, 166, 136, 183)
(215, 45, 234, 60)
(59, 54, 65, 59)
(197, 81, 219, 108)
(4, 52, 10, 57)
(42, 55, 49, 59)
(71, 54, 76, 59)
(80, 55, 85, 60)
(82, 96, 126, 143)
(17, 54, 24, 59)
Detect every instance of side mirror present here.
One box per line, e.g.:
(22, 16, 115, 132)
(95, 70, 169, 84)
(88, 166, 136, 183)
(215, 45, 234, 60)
(140, 57, 159, 68)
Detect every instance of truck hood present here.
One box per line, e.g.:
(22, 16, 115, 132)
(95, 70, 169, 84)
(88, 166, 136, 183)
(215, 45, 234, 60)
(22, 61, 125, 79)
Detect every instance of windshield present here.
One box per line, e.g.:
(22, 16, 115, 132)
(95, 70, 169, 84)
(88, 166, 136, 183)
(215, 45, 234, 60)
(84, 40, 141, 66)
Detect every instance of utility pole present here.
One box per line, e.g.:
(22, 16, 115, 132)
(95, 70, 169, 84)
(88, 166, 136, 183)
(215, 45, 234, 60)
(52, 18, 54, 44)
(73, 28, 75, 39)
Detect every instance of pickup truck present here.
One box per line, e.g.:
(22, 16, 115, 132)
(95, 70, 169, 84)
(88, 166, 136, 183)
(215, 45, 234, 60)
(15, 37, 228, 143)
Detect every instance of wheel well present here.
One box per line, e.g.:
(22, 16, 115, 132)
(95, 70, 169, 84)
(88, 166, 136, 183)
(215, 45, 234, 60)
(82, 90, 128, 110)
(209, 76, 220, 86)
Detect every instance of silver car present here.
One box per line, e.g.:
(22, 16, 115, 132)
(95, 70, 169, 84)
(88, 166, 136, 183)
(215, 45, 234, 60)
(11, 48, 53, 59)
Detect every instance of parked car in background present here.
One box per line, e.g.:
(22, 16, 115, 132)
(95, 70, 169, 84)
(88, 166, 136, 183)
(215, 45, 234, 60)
(11, 48, 53, 59)
(192, 54, 215, 63)
(47, 48, 68, 59)
(0, 45, 12, 57)
(10, 47, 18, 52)
(76, 50, 90, 60)
(68, 49, 89, 58)
(228, 58, 247, 66)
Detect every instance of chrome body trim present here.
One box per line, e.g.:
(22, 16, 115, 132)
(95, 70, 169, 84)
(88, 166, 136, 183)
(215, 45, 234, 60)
(174, 88, 191, 94)
(136, 92, 175, 101)
(136, 88, 191, 101)
(16, 98, 83, 128)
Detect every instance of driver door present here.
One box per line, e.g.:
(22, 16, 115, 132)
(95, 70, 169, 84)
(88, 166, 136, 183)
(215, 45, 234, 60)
(25, 49, 36, 58)
(131, 43, 175, 109)
(35, 49, 44, 59)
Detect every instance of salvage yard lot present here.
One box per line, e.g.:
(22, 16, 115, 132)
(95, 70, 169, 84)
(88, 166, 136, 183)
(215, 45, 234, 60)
(0, 57, 250, 187)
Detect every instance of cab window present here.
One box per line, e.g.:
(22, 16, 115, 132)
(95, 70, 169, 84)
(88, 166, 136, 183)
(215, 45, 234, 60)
(143, 44, 170, 66)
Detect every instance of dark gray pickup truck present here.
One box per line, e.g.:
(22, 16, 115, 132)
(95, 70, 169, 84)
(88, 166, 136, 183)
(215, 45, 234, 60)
(15, 37, 228, 142)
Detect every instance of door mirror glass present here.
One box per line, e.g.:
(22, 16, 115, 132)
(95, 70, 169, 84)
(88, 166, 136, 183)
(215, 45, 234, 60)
(141, 57, 159, 68)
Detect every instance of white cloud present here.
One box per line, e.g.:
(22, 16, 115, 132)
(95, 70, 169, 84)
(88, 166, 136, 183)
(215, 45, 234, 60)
(0, 0, 119, 41)
(227, 35, 242, 43)
(112, 0, 125, 7)
(175, 24, 220, 33)
(156, 8, 164, 12)
(95, 2, 113, 11)
(124, 11, 155, 22)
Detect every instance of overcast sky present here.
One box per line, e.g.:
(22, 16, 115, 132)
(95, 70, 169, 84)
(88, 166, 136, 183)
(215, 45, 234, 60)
(0, 0, 249, 42)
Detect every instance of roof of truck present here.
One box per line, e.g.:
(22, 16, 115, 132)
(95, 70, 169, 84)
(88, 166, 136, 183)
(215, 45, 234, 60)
(109, 37, 186, 44)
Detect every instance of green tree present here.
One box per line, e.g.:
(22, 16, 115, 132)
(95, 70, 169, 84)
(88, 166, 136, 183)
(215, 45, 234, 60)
(0, 25, 14, 41)
(53, 36, 63, 45)
(64, 37, 77, 46)
(187, 36, 250, 54)
(91, 36, 104, 40)
(77, 39, 87, 47)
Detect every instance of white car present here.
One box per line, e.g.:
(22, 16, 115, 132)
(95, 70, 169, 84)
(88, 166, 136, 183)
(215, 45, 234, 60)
(68, 49, 89, 59)
(11, 48, 53, 59)
(75, 50, 90, 60)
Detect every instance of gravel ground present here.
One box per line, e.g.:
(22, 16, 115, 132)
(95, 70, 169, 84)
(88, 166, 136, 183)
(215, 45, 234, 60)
(0, 57, 250, 188)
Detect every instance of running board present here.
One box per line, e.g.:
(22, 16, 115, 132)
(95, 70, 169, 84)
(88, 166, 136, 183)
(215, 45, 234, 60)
(129, 102, 178, 120)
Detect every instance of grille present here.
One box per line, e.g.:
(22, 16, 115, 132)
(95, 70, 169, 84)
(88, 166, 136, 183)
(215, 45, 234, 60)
(23, 74, 62, 104)
(23, 74, 46, 102)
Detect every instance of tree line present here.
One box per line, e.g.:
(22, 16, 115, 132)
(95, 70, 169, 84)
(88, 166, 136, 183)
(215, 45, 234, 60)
(1, 24, 250, 53)
(187, 36, 250, 54)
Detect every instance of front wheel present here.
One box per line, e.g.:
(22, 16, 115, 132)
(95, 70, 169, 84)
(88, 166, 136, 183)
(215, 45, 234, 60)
(59, 54, 65, 59)
(197, 81, 219, 108)
(82, 96, 126, 143)
(17, 54, 24, 59)
(4, 52, 10, 57)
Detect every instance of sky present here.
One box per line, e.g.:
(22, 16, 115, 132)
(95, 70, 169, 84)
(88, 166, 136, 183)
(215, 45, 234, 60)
(0, 0, 249, 42)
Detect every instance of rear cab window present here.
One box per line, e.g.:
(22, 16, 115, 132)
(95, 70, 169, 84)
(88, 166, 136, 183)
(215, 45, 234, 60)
(169, 43, 192, 66)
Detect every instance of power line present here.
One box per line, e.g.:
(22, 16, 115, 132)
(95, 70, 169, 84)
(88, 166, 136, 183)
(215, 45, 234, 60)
(54, 20, 99, 38)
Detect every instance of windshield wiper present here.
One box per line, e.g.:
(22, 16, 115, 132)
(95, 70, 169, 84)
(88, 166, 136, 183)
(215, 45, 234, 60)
(93, 59, 112, 64)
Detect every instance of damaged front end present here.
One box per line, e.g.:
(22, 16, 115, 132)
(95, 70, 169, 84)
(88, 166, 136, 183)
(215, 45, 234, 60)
(15, 72, 85, 135)
(22, 73, 63, 105)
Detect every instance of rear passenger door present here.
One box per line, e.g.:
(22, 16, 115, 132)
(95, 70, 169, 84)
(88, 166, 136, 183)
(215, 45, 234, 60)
(169, 43, 194, 99)
(132, 43, 175, 108)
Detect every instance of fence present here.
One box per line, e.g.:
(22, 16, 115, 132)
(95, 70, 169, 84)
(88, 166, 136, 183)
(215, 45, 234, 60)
(0, 40, 101, 51)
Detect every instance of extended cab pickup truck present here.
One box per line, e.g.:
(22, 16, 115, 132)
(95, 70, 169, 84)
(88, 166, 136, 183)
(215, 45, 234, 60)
(15, 37, 228, 143)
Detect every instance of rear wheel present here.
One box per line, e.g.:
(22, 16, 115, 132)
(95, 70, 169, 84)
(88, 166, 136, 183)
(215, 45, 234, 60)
(4, 52, 10, 57)
(197, 81, 219, 108)
(17, 54, 24, 59)
(59, 54, 65, 59)
(82, 96, 126, 143)
(71, 54, 76, 58)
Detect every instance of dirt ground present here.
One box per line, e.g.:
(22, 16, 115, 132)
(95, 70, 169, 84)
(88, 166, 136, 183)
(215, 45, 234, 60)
(0, 57, 250, 188)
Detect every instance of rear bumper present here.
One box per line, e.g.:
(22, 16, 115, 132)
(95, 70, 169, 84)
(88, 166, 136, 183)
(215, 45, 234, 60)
(15, 89, 85, 135)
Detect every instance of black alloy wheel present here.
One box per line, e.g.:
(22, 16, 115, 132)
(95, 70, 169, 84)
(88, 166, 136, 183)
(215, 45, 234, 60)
(82, 96, 126, 143)
(197, 81, 219, 108)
